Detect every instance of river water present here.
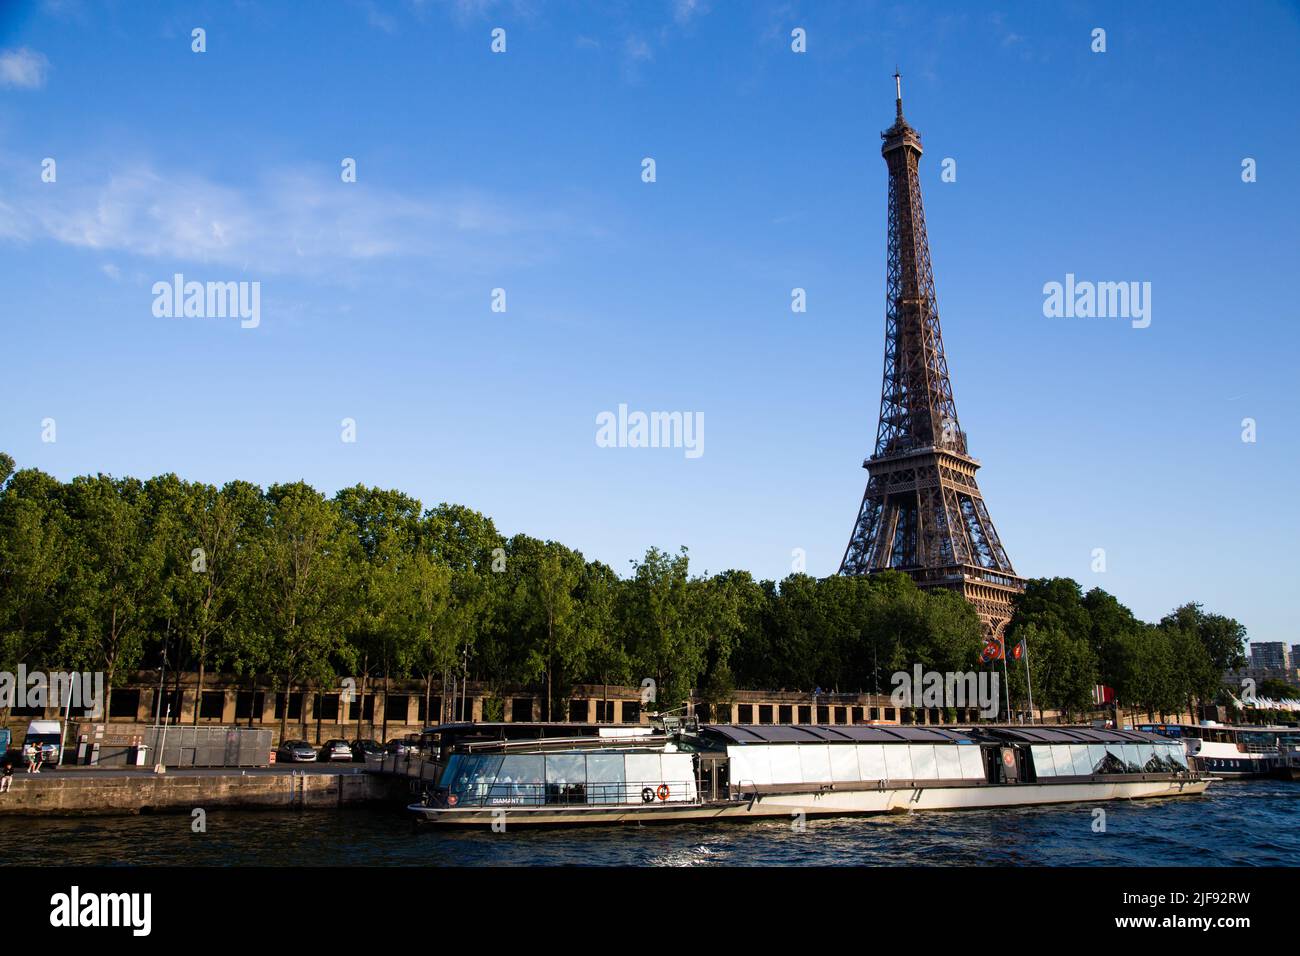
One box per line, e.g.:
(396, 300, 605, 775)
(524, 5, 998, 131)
(3, 779, 1295, 866)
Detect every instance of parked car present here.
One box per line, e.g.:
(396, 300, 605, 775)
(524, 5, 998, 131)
(384, 738, 414, 756)
(276, 740, 317, 763)
(350, 738, 383, 762)
(319, 739, 352, 762)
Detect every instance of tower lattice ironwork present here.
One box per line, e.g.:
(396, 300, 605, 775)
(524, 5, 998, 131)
(839, 75, 1024, 639)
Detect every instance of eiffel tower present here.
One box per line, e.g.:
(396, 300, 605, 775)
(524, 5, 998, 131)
(840, 75, 1025, 640)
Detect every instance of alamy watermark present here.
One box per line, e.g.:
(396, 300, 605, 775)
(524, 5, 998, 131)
(0, 666, 104, 717)
(891, 665, 999, 719)
(595, 404, 704, 459)
(152, 273, 261, 329)
(49, 886, 151, 937)
(1042, 273, 1150, 329)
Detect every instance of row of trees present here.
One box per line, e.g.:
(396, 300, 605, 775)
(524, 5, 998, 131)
(0, 452, 1248, 731)
(1006, 579, 1248, 722)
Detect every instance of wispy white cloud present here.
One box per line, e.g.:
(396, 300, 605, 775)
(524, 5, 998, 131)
(620, 33, 656, 84)
(0, 160, 604, 277)
(434, 0, 537, 24)
(362, 1, 398, 33)
(0, 48, 50, 89)
(624, 34, 653, 63)
(673, 0, 711, 24)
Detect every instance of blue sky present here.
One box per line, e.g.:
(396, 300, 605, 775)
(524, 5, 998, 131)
(2, 1, 1298, 647)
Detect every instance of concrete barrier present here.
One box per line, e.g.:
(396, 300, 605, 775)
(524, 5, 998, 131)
(0, 770, 407, 816)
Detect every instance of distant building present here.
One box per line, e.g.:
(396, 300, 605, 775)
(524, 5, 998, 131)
(1230, 641, 1300, 696)
(1250, 642, 1288, 671)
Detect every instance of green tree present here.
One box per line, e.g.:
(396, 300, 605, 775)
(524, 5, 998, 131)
(0, 468, 73, 694)
(623, 547, 701, 709)
(421, 504, 503, 721)
(1160, 602, 1247, 675)
(151, 476, 263, 724)
(520, 540, 583, 721)
(58, 475, 167, 720)
(254, 482, 354, 740)
(1111, 626, 1180, 722)
(1011, 622, 1098, 721)
(408, 551, 456, 726)
(575, 559, 628, 716)
(336, 485, 423, 739)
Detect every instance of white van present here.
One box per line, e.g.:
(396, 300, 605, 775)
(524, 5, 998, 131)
(24, 720, 63, 766)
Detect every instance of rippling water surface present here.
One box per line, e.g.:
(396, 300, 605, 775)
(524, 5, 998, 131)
(4, 780, 1295, 866)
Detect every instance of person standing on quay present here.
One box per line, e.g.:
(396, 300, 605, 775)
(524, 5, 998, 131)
(0, 758, 13, 792)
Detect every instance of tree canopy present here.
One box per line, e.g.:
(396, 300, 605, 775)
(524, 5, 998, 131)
(0, 455, 1249, 724)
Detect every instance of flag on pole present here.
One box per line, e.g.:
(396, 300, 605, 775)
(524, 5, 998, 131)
(980, 637, 1003, 663)
(1010, 638, 1025, 661)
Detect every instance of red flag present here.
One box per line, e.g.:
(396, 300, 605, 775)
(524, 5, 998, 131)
(981, 637, 1003, 662)
(1010, 639, 1025, 661)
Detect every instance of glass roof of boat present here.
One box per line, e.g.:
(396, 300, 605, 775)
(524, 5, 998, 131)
(700, 725, 975, 744)
(981, 727, 1169, 744)
(700, 724, 1171, 745)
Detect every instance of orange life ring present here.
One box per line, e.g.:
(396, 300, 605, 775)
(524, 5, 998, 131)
(1002, 750, 1015, 767)
(447, 793, 459, 807)
(656, 784, 670, 801)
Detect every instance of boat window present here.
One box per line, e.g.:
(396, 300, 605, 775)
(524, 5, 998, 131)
(1050, 745, 1074, 775)
(1119, 744, 1143, 772)
(1066, 744, 1089, 776)
(586, 753, 626, 804)
(768, 746, 802, 785)
(909, 745, 939, 780)
(1091, 744, 1125, 774)
(958, 746, 986, 781)
(1031, 745, 1055, 777)
(884, 745, 913, 781)
(857, 745, 887, 782)
(545, 754, 586, 784)
(1166, 743, 1189, 769)
(1153, 743, 1181, 771)
(935, 746, 962, 779)
(798, 745, 832, 784)
(545, 754, 586, 804)
(1166, 746, 1182, 769)
(1087, 744, 1108, 774)
(439, 754, 464, 788)
(494, 755, 545, 804)
(1136, 744, 1157, 772)
(1103, 743, 1125, 772)
(829, 744, 860, 783)
(447, 755, 503, 800)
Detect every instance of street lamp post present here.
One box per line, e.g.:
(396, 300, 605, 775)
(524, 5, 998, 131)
(154, 704, 171, 774)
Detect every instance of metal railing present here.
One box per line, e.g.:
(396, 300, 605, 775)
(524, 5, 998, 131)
(446, 779, 698, 808)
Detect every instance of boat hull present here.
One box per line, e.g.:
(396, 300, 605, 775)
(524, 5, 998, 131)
(409, 777, 1211, 827)
(1191, 757, 1275, 778)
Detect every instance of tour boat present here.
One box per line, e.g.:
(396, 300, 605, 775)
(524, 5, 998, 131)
(407, 717, 1210, 827)
(1140, 722, 1300, 778)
